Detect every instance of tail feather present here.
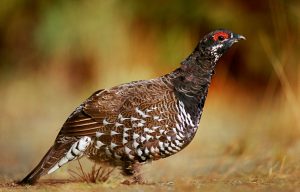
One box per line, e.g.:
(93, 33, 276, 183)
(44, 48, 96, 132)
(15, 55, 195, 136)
(19, 143, 70, 185)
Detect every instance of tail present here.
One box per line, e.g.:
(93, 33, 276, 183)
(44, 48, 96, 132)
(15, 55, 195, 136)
(19, 136, 91, 185)
(18, 144, 70, 185)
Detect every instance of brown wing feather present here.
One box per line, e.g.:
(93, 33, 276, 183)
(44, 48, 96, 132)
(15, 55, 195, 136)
(59, 110, 102, 136)
(58, 88, 125, 137)
(57, 79, 176, 144)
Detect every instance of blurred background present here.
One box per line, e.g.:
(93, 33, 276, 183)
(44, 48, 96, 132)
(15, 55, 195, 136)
(0, 0, 300, 185)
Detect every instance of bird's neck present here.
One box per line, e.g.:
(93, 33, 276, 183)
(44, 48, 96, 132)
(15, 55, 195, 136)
(166, 49, 217, 124)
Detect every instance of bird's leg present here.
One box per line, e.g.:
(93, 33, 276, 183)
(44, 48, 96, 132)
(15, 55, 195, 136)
(121, 162, 146, 185)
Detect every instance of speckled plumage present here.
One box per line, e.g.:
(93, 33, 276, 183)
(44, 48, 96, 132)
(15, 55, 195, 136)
(20, 29, 245, 185)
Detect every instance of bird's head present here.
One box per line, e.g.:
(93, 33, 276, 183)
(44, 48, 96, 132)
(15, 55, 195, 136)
(198, 29, 245, 62)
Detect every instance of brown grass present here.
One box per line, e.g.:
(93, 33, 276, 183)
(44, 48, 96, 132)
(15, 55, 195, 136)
(67, 160, 114, 183)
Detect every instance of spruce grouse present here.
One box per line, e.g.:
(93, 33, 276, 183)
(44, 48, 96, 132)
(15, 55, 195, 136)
(20, 29, 245, 184)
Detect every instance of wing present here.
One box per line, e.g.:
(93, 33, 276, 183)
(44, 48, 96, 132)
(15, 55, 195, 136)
(57, 78, 173, 138)
(57, 89, 123, 137)
(55, 78, 181, 162)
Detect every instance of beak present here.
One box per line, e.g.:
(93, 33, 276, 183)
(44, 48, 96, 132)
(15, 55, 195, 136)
(228, 33, 246, 45)
(233, 33, 246, 41)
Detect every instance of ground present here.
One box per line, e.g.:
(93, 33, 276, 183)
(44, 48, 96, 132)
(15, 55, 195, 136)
(1, 155, 300, 192)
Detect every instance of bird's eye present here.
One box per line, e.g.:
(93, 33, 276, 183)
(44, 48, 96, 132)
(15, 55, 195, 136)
(213, 32, 229, 42)
(218, 36, 225, 41)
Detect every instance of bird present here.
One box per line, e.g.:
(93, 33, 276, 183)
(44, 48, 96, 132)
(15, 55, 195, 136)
(19, 29, 245, 185)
